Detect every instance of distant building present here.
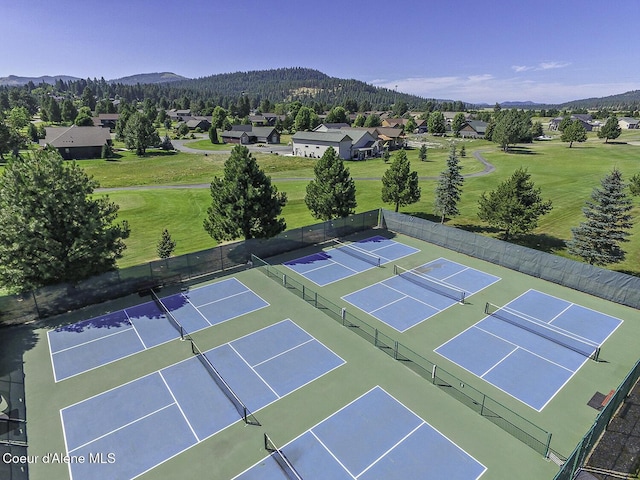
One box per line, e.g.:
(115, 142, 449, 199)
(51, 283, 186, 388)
(292, 131, 353, 159)
(619, 117, 639, 129)
(40, 125, 112, 160)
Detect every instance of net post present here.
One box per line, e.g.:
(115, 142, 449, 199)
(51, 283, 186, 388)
(394, 340, 398, 360)
(264, 433, 270, 451)
(432, 364, 437, 384)
(593, 347, 600, 362)
(282, 274, 287, 287)
(480, 394, 486, 416)
(243, 406, 248, 424)
(374, 328, 378, 347)
(544, 432, 552, 459)
(484, 302, 490, 315)
(302, 284, 305, 300)
(341, 307, 346, 325)
(314, 291, 318, 308)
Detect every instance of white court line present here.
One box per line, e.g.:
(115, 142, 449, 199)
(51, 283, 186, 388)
(124, 309, 148, 349)
(381, 281, 446, 312)
(369, 294, 410, 314)
(195, 289, 255, 309)
(252, 338, 315, 368)
(158, 371, 200, 442)
(227, 343, 281, 399)
(479, 346, 520, 378)
(356, 422, 425, 478)
(474, 324, 576, 373)
(310, 430, 357, 479)
(67, 402, 176, 454)
(49, 324, 136, 355)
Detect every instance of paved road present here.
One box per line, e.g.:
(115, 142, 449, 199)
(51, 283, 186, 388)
(96, 149, 495, 192)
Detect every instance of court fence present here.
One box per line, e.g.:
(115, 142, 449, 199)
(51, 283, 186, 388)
(0, 210, 379, 326)
(380, 210, 640, 310)
(551, 357, 640, 480)
(251, 255, 554, 459)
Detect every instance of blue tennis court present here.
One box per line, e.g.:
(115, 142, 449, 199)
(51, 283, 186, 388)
(343, 258, 500, 332)
(235, 386, 486, 479)
(435, 289, 623, 411)
(48, 278, 269, 382)
(60, 319, 345, 480)
(283, 236, 419, 286)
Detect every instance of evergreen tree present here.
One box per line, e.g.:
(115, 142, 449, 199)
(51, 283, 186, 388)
(364, 113, 382, 128)
(478, 167, 552, 240)
(460, 144, 466, 157)
(567, 168, 632, 266)
(381, 149, 421, 213)
(597, 116, 621, 143)
(353, 114, 366, 127)
(434, 145, 464, 223)
(405, 117, 417, 134)
(561, 119, 588, 148)
(325, 106, 349, 124)
(0, 149, 130, 292)
(61, 99, 78, 123)
(209, 125, 219, 144)
(157, 229, 177, 259)
(122, 112, 160, 155)
(629, 173, 640, 196)
(305, 148, 357, 220)
(427, 111, 446, 135)
(204, 145, 287, 241)
(418, 144, 427, 162)
(451, 112, 466, 137)
(48, 98, 62, 123)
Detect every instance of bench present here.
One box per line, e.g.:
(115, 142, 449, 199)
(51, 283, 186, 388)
(600, 389, 615, 409)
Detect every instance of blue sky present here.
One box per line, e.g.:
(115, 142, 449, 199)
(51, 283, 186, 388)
(1, 0, 638, 104)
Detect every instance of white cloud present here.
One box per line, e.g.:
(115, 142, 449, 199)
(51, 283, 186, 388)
(512, 61, 571, 73)
(512, 65, 534, 73)
(372, 75, 640, 104)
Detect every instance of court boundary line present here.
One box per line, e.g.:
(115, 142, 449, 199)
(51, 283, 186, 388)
(420, 257, 502, 293)
(355, 421, 424, 478)
(309, 430, 356, 479)
(158, 371, 200, 442)
(284, 257, 371, 287)
(226, 343, 281, 400)
(251, 338, 315, 368)
(124, 309, 149, 350)
(47, 318, 135, 355)
(50, 328, 147, 383)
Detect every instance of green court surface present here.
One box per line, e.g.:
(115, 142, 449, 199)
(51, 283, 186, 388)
(15, 228, 640, 480)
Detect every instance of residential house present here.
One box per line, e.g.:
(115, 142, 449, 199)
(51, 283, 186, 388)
(184, 118, 212, 131)
(548, 114, 594, 132)
(619, 117, 639, 129)
(345, 129, 380, 160)
(93, 113, 120, 130)
(40, 125, 112, 160)
(222, 125, 280, 144)
(291, 131, 353, 159)
(458, 120, 488, 138)
(167, 109, 191, 121)
(314, 123, 351, 132)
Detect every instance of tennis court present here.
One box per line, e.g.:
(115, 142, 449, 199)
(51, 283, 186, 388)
(342, 258, 500, 332)
(236, 386, 486, 480)
(283, 235, 419, 286)
(59, 319, 344, 480)
(435, 289, 623, 411)
(47, 278, 269, 381)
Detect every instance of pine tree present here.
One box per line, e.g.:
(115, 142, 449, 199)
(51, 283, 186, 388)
(567, 168, 633, 266)
(209, 125, 219, 144)
(434, 145, 464, 223)
(597, 116, 621, 143)
(478, 167, 552, 240)
(381, 149, 421, 213)
(418, 144, 427, 162)
(0, 149, 130, 292)
(204, 145, 287, 241)
(305, 147, 357, 220)
(157, 229, 177, 259)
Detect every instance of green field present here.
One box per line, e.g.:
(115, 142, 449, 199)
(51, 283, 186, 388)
(92, 131, 640, 273)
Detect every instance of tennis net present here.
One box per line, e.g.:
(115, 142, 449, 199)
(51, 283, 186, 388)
(150, 288, 184, 340)
(190, 339, 259, 425)
(485, 302, 600, 361)
(332, 239, 381, 267)
(264, 433, 303, 480)
(393, 265, 466, 304)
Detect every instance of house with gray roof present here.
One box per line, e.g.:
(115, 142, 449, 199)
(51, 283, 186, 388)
(40, 125, 112, 159)
(223, 125, 280, 144)
(459, 120, 488, 138)
(619, 117, 639, 129)
(292, 131, 353, 159)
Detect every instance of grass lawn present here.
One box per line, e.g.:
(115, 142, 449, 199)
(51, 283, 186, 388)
(90, 131, 640, 274)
